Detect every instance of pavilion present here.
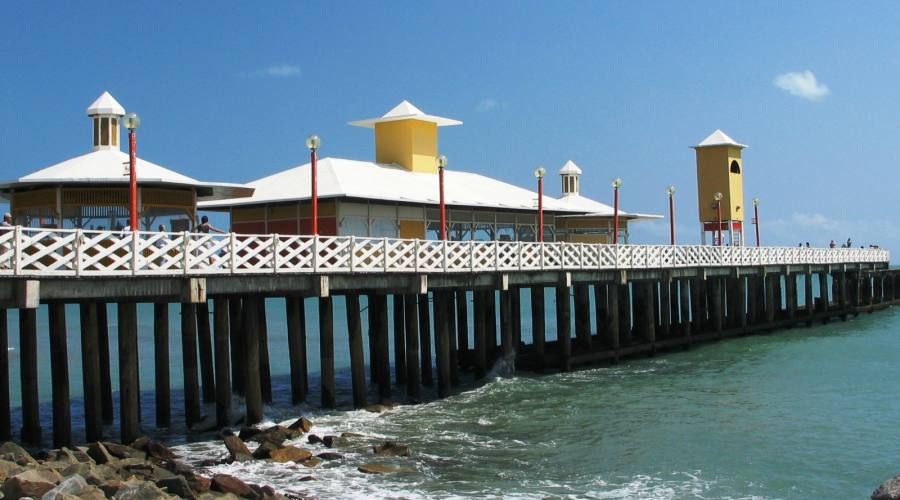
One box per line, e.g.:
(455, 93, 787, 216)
(200, 101, 658, 242)
(0, 92, 253, 231)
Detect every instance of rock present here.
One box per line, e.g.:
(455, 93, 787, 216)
(373, 441, 411, 457)
(254, 426, 290, 446)
(307, 434, 322, 445)
(873, 474, 900, 500)
(341, 432, 364, 438)
(198, 493, 244, 500)
(61, 462, 120, 485)
(269, 446, 312, 463)
(129, 436, 152, 451)
(316, 452, 343, 461)
(322, 435, 351, 448)
(357, 463, 416, 474)
(251, 484, 280, 499)
(98, 479, 123, 497)
(76, 484, 107, 500)
(101, 441, 146, 460)
(146, 441, 178, 461)
(43, 474, 91, 498)
(0, 458, 24, 481)
(299, 457, 322, 468)
(85, 442, 115, 464)
(0, 441, 37, 465)
(1, 468, 63, 498)
(187, 474, 211, 493)
(299, 475, 315, 482)
(238, 427, 262, 441)
(223, 435, 253, 462)
(115, 478, 176, 499)
(211, 474, 256, 497)
(287, 417, 313, 433)
(364, 403, 394, 413)
(252, 441, 280, 460)
(156, 475, 197, 499)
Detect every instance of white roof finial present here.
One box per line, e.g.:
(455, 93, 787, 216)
(694, 129, 748, 149)
(349, 100, 463, 128)
(87, 91, 125, 117)
(559, 160, 582, 175)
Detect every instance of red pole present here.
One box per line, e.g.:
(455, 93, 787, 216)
(613, 186, 620, 244)
(128, 129, 138, 231)
(439, 165, 446, 240)
(537, 176, 544, 242)
(668, 193, 675, 245)
(311, 148, 318, 235)
(754, 204, 761, 247)
(716, 200, 723, 246)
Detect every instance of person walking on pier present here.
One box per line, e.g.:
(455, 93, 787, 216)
(197, 215, 225, 266)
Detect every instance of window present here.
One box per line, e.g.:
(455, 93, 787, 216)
(93, 118, 100, 146)
(111, 118, 118, 146)
(100, 118, 109, 146)
(339, 216, 368, 236)
(730, 160, 741, 174)
(370, 218, 397, 238)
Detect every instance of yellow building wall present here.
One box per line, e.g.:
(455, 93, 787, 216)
(399, 220, 425, 239)
(375, 119, 438, 173)
(696, 145, 745, 222)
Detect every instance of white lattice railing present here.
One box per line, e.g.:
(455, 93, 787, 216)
(0, 227, 888, 278)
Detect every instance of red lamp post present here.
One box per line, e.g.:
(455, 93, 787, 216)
(437, 155, 448, 240)
(612, 178, 622, 244)
(306, 135, 321, 235)
(534, 166, 546, 242)
(666, 185, 676, 245)
(714, 192, 724, 246)
(124, 112, 141, 231)
(752, 197, 761, 247)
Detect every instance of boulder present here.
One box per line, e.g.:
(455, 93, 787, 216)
(287, 417, 313, 433)
(115, 478, 176, 499)
(129, 436, 152, 451)
(341, 432, 364, 438)
(85, 442, 115, 464)
(0, 458, 24, 481)
(76, 484, 107, 500)
(61, 462, 121, 485)
(299, 457, 322, 468)
(211, 474, 256, 497)
(187, 474, 212, 493)
(156, 475, 197, 499)
(252, 441, 280, 460)
(146, 441, 178, 461)
(1, 468, 63, 498)
(269, 446, 312, 463)
(873, 474, 900, 500)
(223, 435, 253, 462)
(238, 427, 262, 441)
(98, 479, 123, 497)
(316, 452, 343, 461)
(254, 426, 290, 446)
(322, 435, 350, 448)
(364, 403, 394, 413)
(307, 434, 322, 445)
(299, 475, 315, 482)
(43, 474, 92, 498)
(101, 441, 146, 460)
(357, 463, 416, 474)
(373, 441, 411, 457)
(0, 441, 36, 465)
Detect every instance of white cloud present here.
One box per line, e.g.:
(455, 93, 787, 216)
(475, 98, 498, 112)
(773, 70, 830, 101)
(263, 64, 301, 77)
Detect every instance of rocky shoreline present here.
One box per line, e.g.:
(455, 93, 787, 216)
(0, 408, 416, 499)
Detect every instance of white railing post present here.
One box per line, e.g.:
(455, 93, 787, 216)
(384, 237, 390, 272)
(182, 231, 190, 275)
(442, 240, 448, 272)
(13, 226, 21, 276)
(131, 231, 139, 276)
(229, 233, 237, 274)
(349, 235, 356, 272)
(469, 240, 475, 272)
(74, 229, 83, 277)
(313, 235, 320, 273)
(271, 234, 279, 274)
(540, 241, 545, 270)
(414, 239, 420, 273)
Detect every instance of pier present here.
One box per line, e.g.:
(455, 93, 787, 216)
(0, 226, 891, 447)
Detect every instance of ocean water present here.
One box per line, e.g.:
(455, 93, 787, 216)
(4, 294, 900, 498)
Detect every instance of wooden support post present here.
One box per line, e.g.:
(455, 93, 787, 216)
(608, 283, 621, 358)
(446, 291, 459, 385)
(118, 302, 139, 445)
(765, 273, 777, 324)
(556, 285, 572, 372)
(257, 299, 272, 404)
(499, 290, 513, 359)
(403, 294, 421, 401)
(367, 300, 377, 383)
(642, 282, 656, 352)
(786, 273, 797, 321)
(196, 301, 216, 404)
(97, 304, 113, 424)
(511, 287, 522, 351)
(228, 299, 245, 396)
(805, 273, 815, 325)
(747, 276, 759, 326)
(594, 283, 607, 343)
(679, 279, 692, 342)
(473, 290, 487, 379)
(213, 298, 231, 428)
(690, 278, 703, 334)
(819, 272, 830, 314)
(181, 302, 201, 426)
(417, 294, 433, 386)
(393, 295, 406, 385)
(19, 308, 40, 444)
(573, 284, 591, 351)
(530, 287, 545, 371)
(434, 292, 452, 398)
(455, 290, 468, 357)
(286, 297, 308, 404)
(346, 294, 367, 409)
(486, 290, 498, 363)
(711, 278, 723, 336)
(737, 276, 748, 331)
(0, 308, 7, 442)
(48, 303, 71, 448)
(660, 278, 672, 339)
(619, 284, 632, 344)
(242, 297, 263, 424)
(374, 295, 391, 402)
(152, 303, 170, 428)
(319, 296, 335, 408)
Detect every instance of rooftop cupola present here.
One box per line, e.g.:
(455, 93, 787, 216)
(350, 100, 462, 173)
(559, 160, 582, 197)
(86, 91, 125, 151)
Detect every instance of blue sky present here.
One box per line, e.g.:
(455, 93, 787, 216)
(1, 1, 899, 248)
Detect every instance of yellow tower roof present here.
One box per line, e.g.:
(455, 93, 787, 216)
(349, 100, 462, 128)
(694, 129, 748, 149)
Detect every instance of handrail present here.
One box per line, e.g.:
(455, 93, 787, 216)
(0, 227, 888, 278)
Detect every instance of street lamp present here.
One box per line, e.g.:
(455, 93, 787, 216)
(612, 178, 622, 244)
(666, 185, 676, 245)
(713, 192, 723, 246)
(305, 135, 321, 235)
(752, 197, 761, 247)
(124, 112, 140, 231)
(534, 166, 546, 242)
(437, 155, 448, 240)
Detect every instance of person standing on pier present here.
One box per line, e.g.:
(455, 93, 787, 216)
(0, 213, 12, 269)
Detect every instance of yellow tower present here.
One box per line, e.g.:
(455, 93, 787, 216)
(693, 129, 748, 246)
(350, 100, 462, 173)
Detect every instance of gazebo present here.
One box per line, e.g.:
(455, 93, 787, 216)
(0, 92, 252, 231)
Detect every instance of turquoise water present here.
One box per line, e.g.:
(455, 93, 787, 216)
(5, 296, 900, 498)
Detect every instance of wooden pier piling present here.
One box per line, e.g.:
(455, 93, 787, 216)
(180, 302, 201, 426)
(197, 301, 216, 404)
(555, 285, 572, 372)
(118, 302, 140, 444)
(393, 294, 406, 385)
(213, 298, 231, 428)
(97, 305, 113, 424)
(373, 294, 391, 402)
(346, 294, 368, 409)
(403, 294, 421, 401)
(0, 309, 9, 442)
(473, 290, 488, 378)
(228, 299, 245, 396)
(48, 302, 71, 448)
(152, 303, 170, 428)
(530, 287, 545, 371)
(19, 308, 40, 444)
(418, 294, 433, 386)
(257, 300, 272, 404)
(286, 296, 308, 404)
(319, 296, 336, 408)
(242, 297, 263, 424)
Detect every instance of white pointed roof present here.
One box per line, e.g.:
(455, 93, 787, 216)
(0, 149, 252, 201)
(86, 91, 125, 116)
(349, 100, 463, 128)
(694, 129, 747, 149)
(559, 160, 582, 175)
(199, 156, 657, 222)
